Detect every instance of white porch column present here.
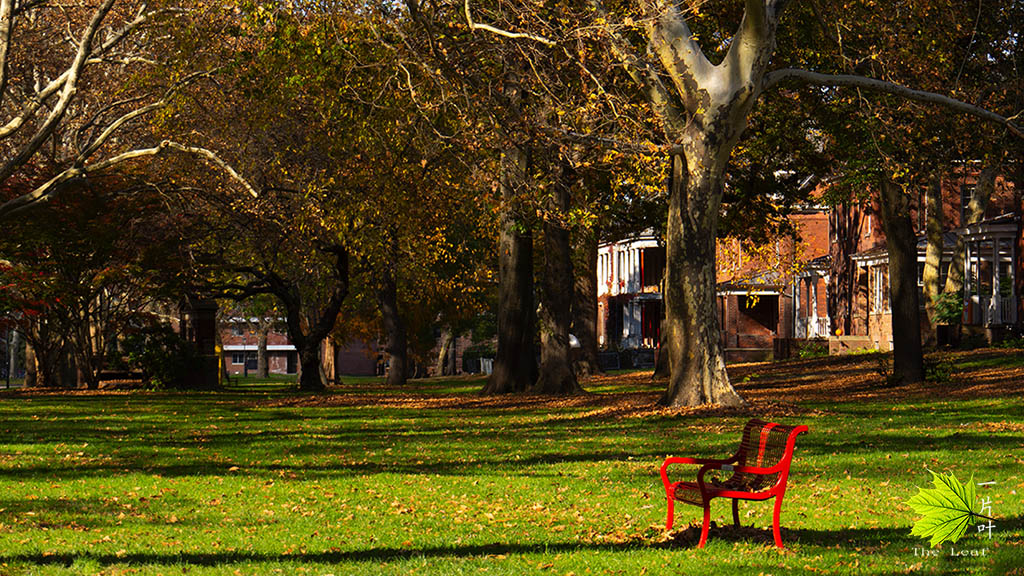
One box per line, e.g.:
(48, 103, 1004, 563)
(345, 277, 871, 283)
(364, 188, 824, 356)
(810, 276, 819, 336)
(793, 279, 802, 339)
(1011, 240, 1019, 324)
(991, 240, 1000, 325)
(965, 241, 972, 323)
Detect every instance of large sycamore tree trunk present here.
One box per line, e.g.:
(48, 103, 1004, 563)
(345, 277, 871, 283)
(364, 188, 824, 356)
(483, 53, 537, 395)
(435, 326, 454, 376)
(879, 178, 924, 383)
(24, 328, 64, 388)
(24, 341, 37, 387)
(378, 267, 409, 387)
(71, 326, 101, 390)
(484, 140, 538, 394)
(534, 158, 582, 394)
(571, 225, 601, 377)
(662, 154, 744, 406)
(597, 0, 779, 407)
(296, 344, 323, 390)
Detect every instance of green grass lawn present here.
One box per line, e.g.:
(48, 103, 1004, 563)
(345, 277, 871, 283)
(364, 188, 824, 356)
(0, 351, 1021, 575)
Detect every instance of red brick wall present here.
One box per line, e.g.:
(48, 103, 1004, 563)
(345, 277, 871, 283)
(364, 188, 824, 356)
(220, 326, 291, 348)
(791, 211, 831, 261)
(224, 351, 296, 376)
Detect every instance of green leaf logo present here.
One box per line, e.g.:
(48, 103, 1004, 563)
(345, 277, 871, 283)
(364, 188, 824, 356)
(906, 471, 989, 547)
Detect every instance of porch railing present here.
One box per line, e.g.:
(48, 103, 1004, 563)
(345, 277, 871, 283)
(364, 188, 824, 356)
(797, 316, 831, 339)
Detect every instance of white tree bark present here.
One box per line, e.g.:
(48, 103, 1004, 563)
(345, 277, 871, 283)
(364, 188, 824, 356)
(0, 1, 256, 221)
(0, 0, 119, 183)
(0, 139, 259, 219)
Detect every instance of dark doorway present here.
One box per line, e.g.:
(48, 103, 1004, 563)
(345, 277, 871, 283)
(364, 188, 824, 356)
(244, 352, 258, 372)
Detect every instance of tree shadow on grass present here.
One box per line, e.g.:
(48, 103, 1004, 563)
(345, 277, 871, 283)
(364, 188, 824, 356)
(4, 516, 1019, 571)
(661, 522, 914, 550)
(663, 513, 1023, 550)
(1, 427, 1018, 481)
(0, 541, 642, 569)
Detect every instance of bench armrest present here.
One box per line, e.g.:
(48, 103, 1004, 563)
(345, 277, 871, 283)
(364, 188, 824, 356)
(695, 462, 784, 493)
(699, 462, 781, 476)
(660, 456, 736, 493)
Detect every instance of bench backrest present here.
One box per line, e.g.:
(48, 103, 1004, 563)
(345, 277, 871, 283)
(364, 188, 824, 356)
(733, 419, 808, 493)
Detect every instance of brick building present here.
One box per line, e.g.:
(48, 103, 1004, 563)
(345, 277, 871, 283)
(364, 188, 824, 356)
(841, 171, 1021, 350)
(220, 320, 297, 376)
(596, 204, 832, 362)
(219, 319, 379, 378)
(596, 168, 1022, 361)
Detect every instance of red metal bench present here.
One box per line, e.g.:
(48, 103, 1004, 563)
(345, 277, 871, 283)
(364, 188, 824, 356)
(660, 419, 809, 548)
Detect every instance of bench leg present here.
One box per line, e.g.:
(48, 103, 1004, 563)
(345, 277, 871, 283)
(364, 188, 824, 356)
(732, 499, 740, 528)
(772, 495, 785, 548)
(697, 503, 711, 548)
(665, 496, 675, 531)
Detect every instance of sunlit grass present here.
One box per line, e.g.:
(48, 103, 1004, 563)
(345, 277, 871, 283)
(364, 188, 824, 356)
(0, 355, 1021, 575)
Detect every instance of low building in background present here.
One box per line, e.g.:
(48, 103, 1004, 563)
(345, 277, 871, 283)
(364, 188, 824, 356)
(218, 319, 379, 379)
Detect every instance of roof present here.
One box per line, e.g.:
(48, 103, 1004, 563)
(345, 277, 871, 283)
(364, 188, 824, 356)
(598, 229, 661, 249)
(962, 213, 1019, 238)
(800, 255, 831, 273)
(223, 345, 296, 352)
(852, 231, 959, 264)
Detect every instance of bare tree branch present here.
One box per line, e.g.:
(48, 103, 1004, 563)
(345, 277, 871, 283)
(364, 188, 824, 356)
(463, 0, 556, 46)
(764, 68, 1024, 139)
(0, 1, 162, 141)
(74, 100, 165, 162)
(0, 0, 118, 183)
(0, 0, 14, 108)
(0, 140, 259, 220)
(72, 69, 216, 162)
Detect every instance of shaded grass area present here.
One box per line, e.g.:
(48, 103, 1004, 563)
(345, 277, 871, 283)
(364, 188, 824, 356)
(0, 349, 1021, 574)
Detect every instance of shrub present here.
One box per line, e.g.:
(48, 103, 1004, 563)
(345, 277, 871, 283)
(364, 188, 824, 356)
(994, 334, 1024, 349)
(957, 332, 988, 351)
(925, 357, 956, 383)
(932, 292, 963, 325)
(796, 340, 829, 359)
(123, 325, 197, 389)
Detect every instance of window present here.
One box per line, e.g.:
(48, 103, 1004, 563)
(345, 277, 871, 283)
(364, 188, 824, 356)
(231, 324, 244, 336)
(871, 266, 890, 313)
(231, 352, 245, 365)
(960, 184, 976, 224)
